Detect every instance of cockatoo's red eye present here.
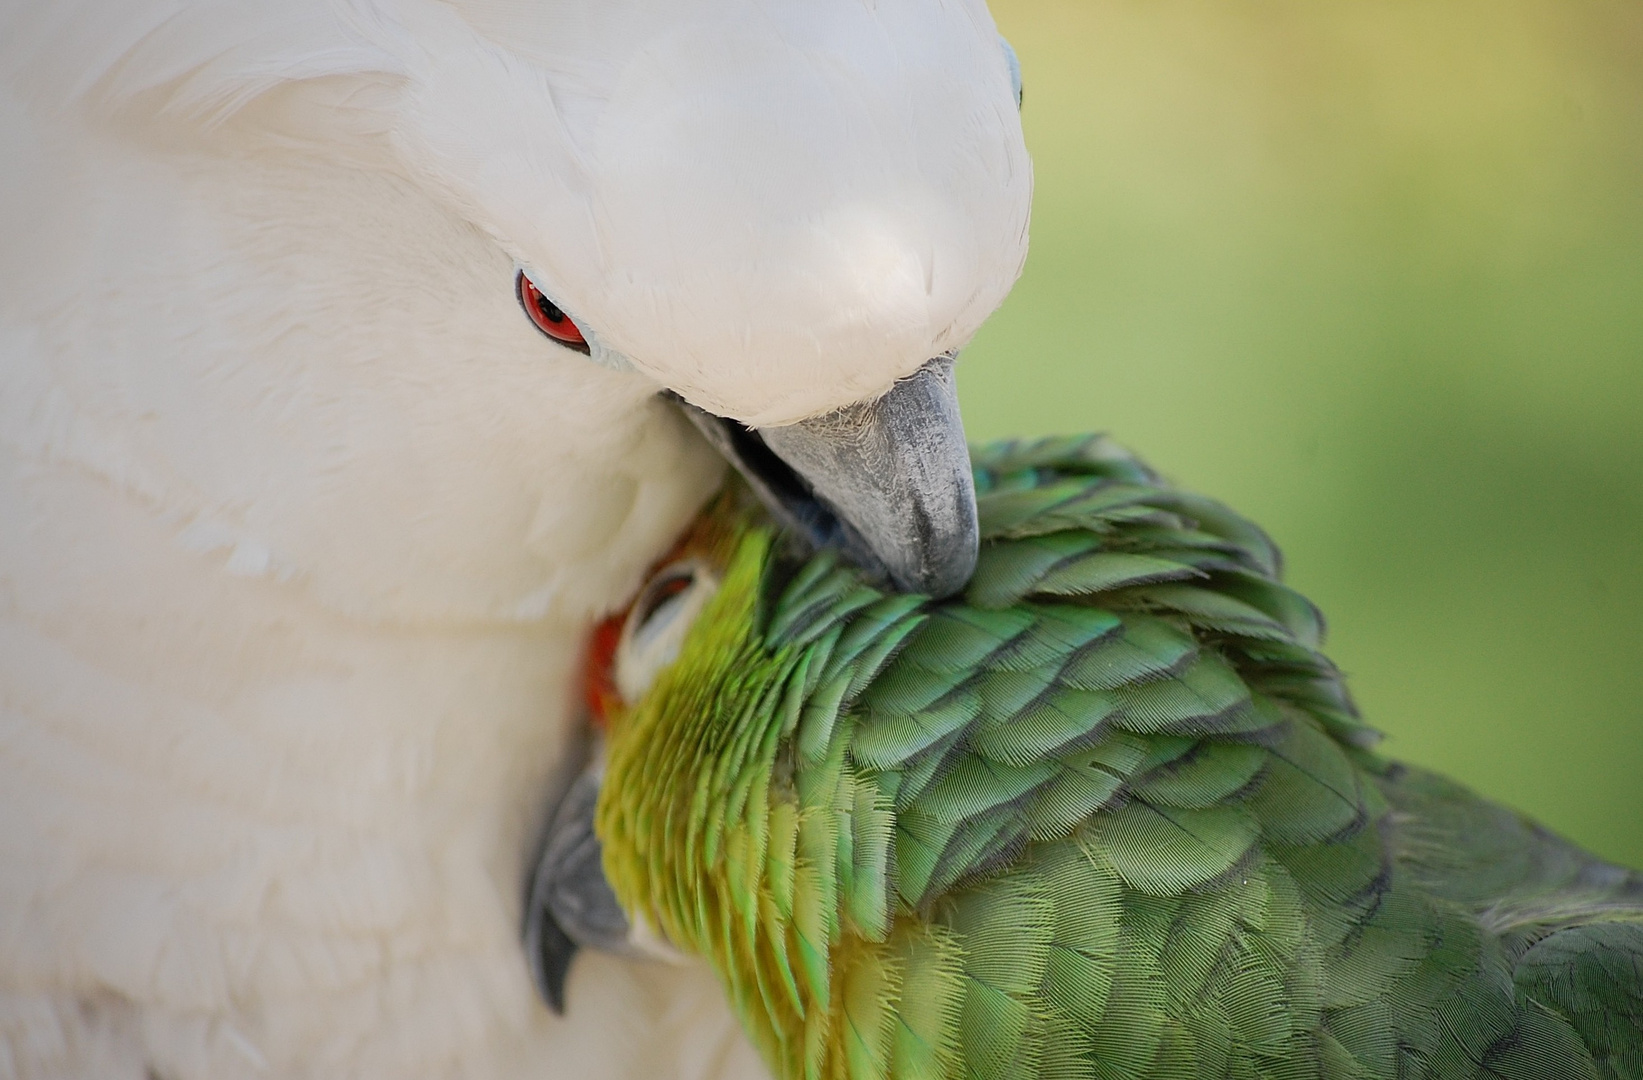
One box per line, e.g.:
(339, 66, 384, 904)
(516, 271, 589, 353)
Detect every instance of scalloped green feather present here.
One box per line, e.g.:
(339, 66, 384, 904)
(1131, 741, 1268, 809)
(1096, 802, 1261, 896)
(1059, 615, 1198, 691)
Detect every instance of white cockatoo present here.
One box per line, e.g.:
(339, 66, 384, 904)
(0, 0, 1030, 1077)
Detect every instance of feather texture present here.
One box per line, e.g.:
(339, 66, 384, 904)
(600, 434, 1643, 1080)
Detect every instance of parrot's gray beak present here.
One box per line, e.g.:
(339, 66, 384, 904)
(524, 749, 633, 1015)
(673, 355, 979, 598)
(524, 743, 684, 1014)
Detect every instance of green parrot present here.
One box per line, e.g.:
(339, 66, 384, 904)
(529, 434, 1643, 1080)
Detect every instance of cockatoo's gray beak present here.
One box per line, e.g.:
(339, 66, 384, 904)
(674, 355, 979, 598)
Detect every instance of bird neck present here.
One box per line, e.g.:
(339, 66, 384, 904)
(599, 527, 789, 939)
(598, 527, 827, 1070)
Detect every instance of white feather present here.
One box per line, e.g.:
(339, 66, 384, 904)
(0, 0, 1029, 1076)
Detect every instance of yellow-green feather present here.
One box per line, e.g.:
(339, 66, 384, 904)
(600, 435, 1643, 1080)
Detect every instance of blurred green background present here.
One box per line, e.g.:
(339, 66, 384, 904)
(961, 0, 1643, 866)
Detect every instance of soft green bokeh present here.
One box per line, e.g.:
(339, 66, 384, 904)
(962, 0, 1643, 866)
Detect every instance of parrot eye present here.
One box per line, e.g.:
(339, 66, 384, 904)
(614, 559, 719, 704)
(516, 271, 590, 353)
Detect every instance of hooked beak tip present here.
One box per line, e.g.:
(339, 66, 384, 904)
(676, 356, 979, 598)
(526, 909, 577, 1016)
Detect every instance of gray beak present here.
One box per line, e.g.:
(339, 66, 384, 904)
(523, 751, 632, 1015)
(673, 355, 979, 598)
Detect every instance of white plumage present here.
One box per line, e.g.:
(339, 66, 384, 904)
(0, 1, 1030, 1077)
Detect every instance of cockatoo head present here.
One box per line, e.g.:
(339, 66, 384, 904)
(389, 0, 1031, 596)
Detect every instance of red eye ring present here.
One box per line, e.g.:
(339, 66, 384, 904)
(516, 271, 589, 353)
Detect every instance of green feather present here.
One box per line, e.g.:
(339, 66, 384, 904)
(1108, 653, 1254, 735)
(1059, 615, 1199, 692)
(1095, 802, 1260, 896)
(1131, 741, 1268, 810)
